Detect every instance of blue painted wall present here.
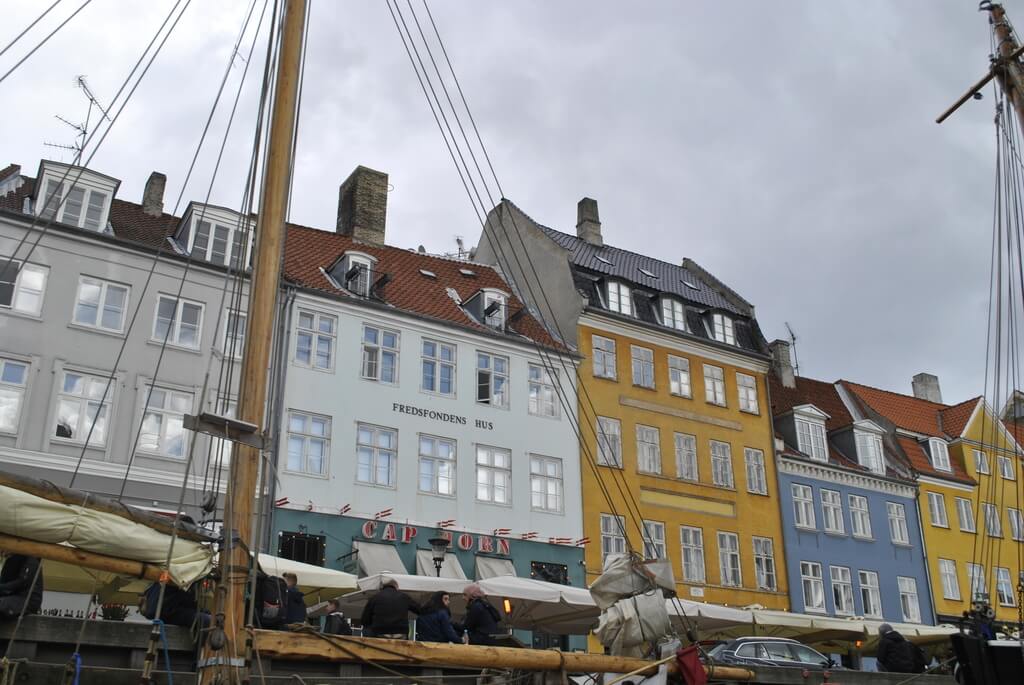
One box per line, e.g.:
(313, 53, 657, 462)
(776, 469, 934, 625)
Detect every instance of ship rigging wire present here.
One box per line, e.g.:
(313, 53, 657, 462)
(0, 0, 65, 61)
(0, 0, 93, 86)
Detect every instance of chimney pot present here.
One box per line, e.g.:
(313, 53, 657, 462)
(769, 339, 796, 389)
(142, 171, 166, 217)
(912, 373, 942, 403)
(337, 166, 388, 245)
(576, 197, 602, 246)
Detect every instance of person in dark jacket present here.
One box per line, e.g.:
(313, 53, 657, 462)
(876, 623, 925, 673)
(139, 581, 211, 629)
(322, 599, 352, 635)
(456, 583, 502, 646)
(416, 591, 461, 643)
(360, 578, 420, 638)
(0, 555, 43, 620)
(282, 573, 306, 624)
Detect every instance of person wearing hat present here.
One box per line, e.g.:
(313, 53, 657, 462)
(360, 577, 420, 639)
(876, 623, 926, 673)
(455, 583, 502, 646)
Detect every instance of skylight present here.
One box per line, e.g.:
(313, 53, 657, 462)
(595, 255, 613, 265)
(638, 267, 657, 278)
(682, 279, 700, 290)
(419, 269, 437, 279)
(459, 268, 476, 277)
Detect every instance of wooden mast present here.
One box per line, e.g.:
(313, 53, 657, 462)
(989, 3, 1024, 136)
(204, 0, 307, 681)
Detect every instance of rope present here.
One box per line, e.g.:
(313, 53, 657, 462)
(69, 652, 81, 685)
(155, 620, 175, 685)
(0, 0, 93, 85)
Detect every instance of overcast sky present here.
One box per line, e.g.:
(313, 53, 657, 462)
(1, 1, 1011, 404)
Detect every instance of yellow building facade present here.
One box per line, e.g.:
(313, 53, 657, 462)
(577, 313, 789, 610)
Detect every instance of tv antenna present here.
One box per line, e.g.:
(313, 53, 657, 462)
(43, 76, 111, 164)
(784, 321, 801, 377)
(444, 235, 471, 260)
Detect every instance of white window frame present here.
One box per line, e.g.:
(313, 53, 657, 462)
(703, 364, 726, 406)
(294, 309, 336, 371)
(995, 567, 1016, 606)
(821, 489, 845, 535)
(361, 325, 400, 384)
(928, 491, 949, 528)
(286, 410, 331, 476)
(421, 339, 456, 397)
(53, 369, 112, 447)
(830, 566, 854, 616)
(0, 358, 30, 434)
(998, 455, 1016, 480)
(152, 295, 204, 350)
(859, 570, 883, 618)
(475, 444, 512, 504)
(736, 373, 758, 413)
(929, 438, 951, 472)
(800, 561, 825, 612)
(74, 276, 130, 331)
(753, 536, 776, 590)
(938, 558, 961, 601)
(855, 431, 885, 475)
(974, 449, 990, 474)
(661, 297, 686, 331)
(675, 432, 698, 481)
(418, 433, 456, 496)
(137, 383, 194, 460)
(1008, 507, 1024, 541)
(528, 363, 559, 418)
(606, 281, 632, 316)
(38, 176, 111, 231)
(636, 424, 661, 475)
(887, 502, 910, 545)
(592, 335, 617, 380)
(221, 308, 247, 359)
(530, 454, 563, 513)
(600, 514, 626, 561)
(345, 254, 373, 297)
(966, 563, 987, 601)
(717, 531, 741, 587)
(849, 494, 872, 539)
(186, 216, 252, 270)
(793, 484, 816, 529)
(482, 290, 507, 328)
(680, 526, 705, 583)
(355, 422, 397, 487)
(597, 416, 622, 467)
(642, 520, 666, 560)
(983, 502, 1002, 537)
(898, 576, 921, 623)
(710, 440, 734, 488)
(956, 497, 977, 532)
(668, 355, 691, 397)
(796, 418, 828, 461)
(744, 448, 767, 495)
(0, 259, 47, 317)
(476, 351, 509, 409)
(711, 313, 735, 345)
(630, 345, 655, 389)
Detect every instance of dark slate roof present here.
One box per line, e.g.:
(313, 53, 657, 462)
(536, 224, 748, 316)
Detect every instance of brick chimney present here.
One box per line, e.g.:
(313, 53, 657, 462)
(912, 373, 942, 403)
(769, 339, 796, 389)
(337, 166, 388, 245)
(576, 197, 602, 246)
(142, 171, 166, 217)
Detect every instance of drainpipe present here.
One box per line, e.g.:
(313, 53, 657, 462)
(912, 483, 938, 625)
(262, 285, 296, 552)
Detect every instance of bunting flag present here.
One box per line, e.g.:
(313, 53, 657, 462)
(574, 537, 590, 546)
(437, 519, 456, 528)
(520, 531, 538, 540)
(493, 527, 511, 536)
(274, 497, 289, 507)
(339, 504, 351, 514)
(374, 508, 393, 520)
(547, 536, 573, 545)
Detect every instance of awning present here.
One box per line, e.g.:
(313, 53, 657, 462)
(415, 550, 467, 579)
(475, 556, 516, 579)
(257, 553, 357, 597)
(353, 540, 407, 575)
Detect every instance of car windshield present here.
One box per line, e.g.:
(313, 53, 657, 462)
(790, 645, 828, 665)
(706, 643, 727, 657)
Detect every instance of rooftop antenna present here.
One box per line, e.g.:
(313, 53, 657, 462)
(43, 75, 111, 164)
(444, 235, 470, 260)
(785, 321, 801, 377)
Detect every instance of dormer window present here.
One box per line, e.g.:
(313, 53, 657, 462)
(711, 313, 735, 345)
(928, 438, 952, 472)
(661, 297, 686, 331)
(326, 251, 377, 297)
(792, 405, 829, 462)
(606, 281, 632, 316)
(36, 162, 117, 233)
(855, 431, 885, 475)
(177, 206, 254, 270)
(483, 290, 506, 329)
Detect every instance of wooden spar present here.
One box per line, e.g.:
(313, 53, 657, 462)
(0, 533, 163, 582)
(205, 0, 307, 681)
(252, 631, 756, 681)
(0, 470, 211, 543)
(989, 4, 1024, 138)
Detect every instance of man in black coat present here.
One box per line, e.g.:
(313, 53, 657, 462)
(360, 578, 419, 638)
(0, 555, 43, 620)
(877, 623, 925, 673)
(282, 573, 307, 624)
(457, 583, 502, 646)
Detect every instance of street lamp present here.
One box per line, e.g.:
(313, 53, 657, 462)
(428, 536, 450, 578)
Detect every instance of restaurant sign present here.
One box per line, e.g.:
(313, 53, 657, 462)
(360, 520, 511, 556)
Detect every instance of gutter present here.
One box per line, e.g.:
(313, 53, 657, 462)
(913, 486, 939, 626)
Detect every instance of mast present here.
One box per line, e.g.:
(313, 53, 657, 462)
(988, 3, 1024, 136)
(205, 0, 307, 680)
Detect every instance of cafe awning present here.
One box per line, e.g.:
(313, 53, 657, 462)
(475, 556, 516, 579)
(414, 550, 467, 579)
(353, 540, 407, 575)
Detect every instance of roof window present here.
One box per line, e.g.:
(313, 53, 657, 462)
(35, 162, 119, 233)
(682, 279, 700, 290)
(595, 255, 613, 266)
(419, 269, 437, 279)
(928, 438, 952, 472)
(661, 297, 686, 331)
(638, 267, 657, 278)
(178, 208, 253, 270)
(711, 313, 735, 345)
(459, 268, 477, 277)
(326, 251, 378, 297)
(606, 281, 632, 316)
(461, 288, 508, 330)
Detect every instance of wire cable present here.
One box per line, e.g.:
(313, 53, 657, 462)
(0, 0, 92, 85)
(0, 0, 64, 61)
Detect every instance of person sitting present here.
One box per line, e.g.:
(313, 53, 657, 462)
(877, 623, 926, 673)
(323, 599, 352, 635)
(0, 555, 43, 620)
(282, 572, 307, 624)
(140, 580, 211, 629)
(359, 577, 420, 639)
(457, 583, 502, 646)
(416, 591, 461, 643)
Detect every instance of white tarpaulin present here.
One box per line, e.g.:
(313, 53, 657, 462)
(0, 483, 213, 589)
(353, 541, 407, 575)
(475, 556, 516, 579)
(257, 553, 357, 596)
(414, 550, 467, 579)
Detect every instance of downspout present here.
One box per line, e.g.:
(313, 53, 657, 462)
(262, 285, 296, 552)
(912, 482, 939, 625)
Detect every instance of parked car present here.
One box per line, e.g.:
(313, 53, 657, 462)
(705, 637, 838, 670)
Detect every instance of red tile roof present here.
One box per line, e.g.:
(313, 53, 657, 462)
(939, 397, 981, 438)
(895, 435, 974, 485)
(841, 380, 948, 437)
(769, 375, 853, 432)
(0, 165, 19, 184)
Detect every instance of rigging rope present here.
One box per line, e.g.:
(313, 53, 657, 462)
(0, 0, 93, 85)
(0, 0, 64, 61)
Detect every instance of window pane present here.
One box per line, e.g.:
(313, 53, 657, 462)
(74, 280, 101, 325)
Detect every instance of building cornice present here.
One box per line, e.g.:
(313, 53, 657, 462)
(917, 475, 975, 493)
(777, 455, 916, 498)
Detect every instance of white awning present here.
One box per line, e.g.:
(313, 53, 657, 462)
(415, 550, 467, 578)
(257, 553, 357, 596)
(352, 541, 407, 576)
(475, 555, 516, 579)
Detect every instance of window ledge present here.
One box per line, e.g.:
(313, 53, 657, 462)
(291, 361, 336, 374)
(891, 542, 913, 548)
(50, 437, 106, 451)
(824, 530, 847, 538)
(739, 409, 760, 416)
(747, 490, 769, 497)
(669, 392, 693, 400)
(795, 525, 817, 532)
(68, 322, 126, 339)
(354, 480, 395, 489)
(852, 534, 875, 541)
(474, 499, 514, 508)
(135, 450, 189, 464)
(475, 401, 510, 412)
(419, 389, 457, 401)
(530, 507, 564, 515)
(417, 490, 456, 500)
(1, 309, 43, 322)
(632, 384, 656, 392)
(593, 374, 618, 382)
(147, 339, 202, 356)
(710, 483, 736, 492)
(527, 410, 562, 422)
(598, 462, 624, 470)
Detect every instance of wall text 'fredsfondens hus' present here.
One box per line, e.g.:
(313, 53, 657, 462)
(392, 402, 493, 430)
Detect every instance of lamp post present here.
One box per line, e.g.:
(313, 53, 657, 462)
(428, 536, 450, 578)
